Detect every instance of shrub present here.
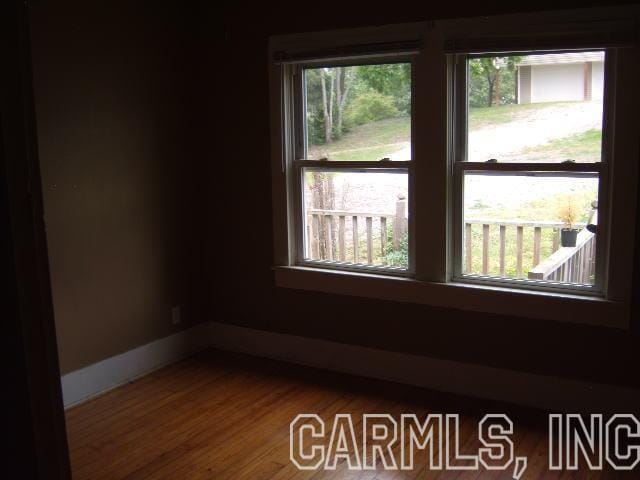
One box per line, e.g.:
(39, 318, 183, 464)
(346, 91, 399, 126)
(384, 233, 408, 268)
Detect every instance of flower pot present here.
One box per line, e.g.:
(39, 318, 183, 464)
(560, 228, 579, 247)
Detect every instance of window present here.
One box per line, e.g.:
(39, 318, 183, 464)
(270, 10, 639, 327)
(452, 51, 607, 292)
(295, 62, 413, 273)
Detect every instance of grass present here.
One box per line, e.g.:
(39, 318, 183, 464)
(519, 129, 602, 162)
(468, 101, 579, 130)
(308, 101, 589, 162)
(464, 186, 597, 278)
(331, 145, 399, 162)
(308, 116, 410, 161)
(468, 188, 596, 225)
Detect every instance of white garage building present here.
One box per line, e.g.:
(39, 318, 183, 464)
(517, 52, 604, 104)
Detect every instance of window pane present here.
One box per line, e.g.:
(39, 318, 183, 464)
(302, 169, 408, 268)
(463, 173, 598, 285)
(467, 52, 604, 163)
(304, 63, 411, 161)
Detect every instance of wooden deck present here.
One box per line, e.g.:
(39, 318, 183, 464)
(65, 349, 632, 479)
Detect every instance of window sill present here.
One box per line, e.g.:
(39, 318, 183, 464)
(273, 265, 629, 329)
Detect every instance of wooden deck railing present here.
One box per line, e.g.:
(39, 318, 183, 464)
(464, 219, 586, 277)
(307, 200, 596, 284)
(306, 197, 407, 264)
(527, 210, 597, 284)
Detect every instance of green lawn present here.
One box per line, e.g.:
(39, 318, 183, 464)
(308, 101, 591, 162)
(519, 129, 602, 162)
(468, 101, 580, 130)
(308, 116, 410, 161)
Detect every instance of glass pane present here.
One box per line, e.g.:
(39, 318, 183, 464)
(463, 173, 598, 285)
(304, 63, 411, 161)
(302, 169, 408, 268)
(467, 51, 604, 163)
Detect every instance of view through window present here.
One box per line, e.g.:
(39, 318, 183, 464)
(300, 63, 411, 269)
(461, 51, 604, 286)
(304, 63, 411, 161)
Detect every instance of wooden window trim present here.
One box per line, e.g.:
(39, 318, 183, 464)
(269, 6, 640, 328)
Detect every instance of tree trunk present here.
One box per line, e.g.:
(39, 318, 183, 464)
(328, 71, 334, 140)
(486, 73, 494, 107)
(311, 172, 335, 259)
(493, 69, 502, 106)
(320, 70, 332, 143)
(335, 67, 352, 138)
(335, 68, 342, 137)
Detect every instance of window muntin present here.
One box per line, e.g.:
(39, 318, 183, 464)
(453, 50, 608, 292)
(303, 63, 411, 161)
(466, 51, 604, 163)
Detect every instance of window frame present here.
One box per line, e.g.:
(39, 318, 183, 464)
(449, 50, 613, 296)
(269, 7, 639, 329)
(290, 58, 417, 276)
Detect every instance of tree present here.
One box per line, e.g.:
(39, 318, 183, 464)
(356, 63, 411, 113)
(469, 57, 519, 107)
(320, 69, 333, 143)
(334, 67, 353, 138)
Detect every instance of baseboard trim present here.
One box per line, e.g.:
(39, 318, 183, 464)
(61, 323, 211, 408)
(61, 320, 640, 412)
(207, 321, 640, 413)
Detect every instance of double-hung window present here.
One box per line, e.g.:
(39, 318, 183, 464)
(293, 60, 414, 274)
(451, 50, 609, 294)
(270, 8, 639, 327)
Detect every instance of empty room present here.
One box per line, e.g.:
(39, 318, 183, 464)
(4, 1, 640, 479)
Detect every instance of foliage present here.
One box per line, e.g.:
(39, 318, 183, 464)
(556, 195, 580, 229)
(468, 56, 520, 108)
(384, 232, 408, 268)
(346, 91, 399, 126)
(305, 63, 411, 146)
(356, 63, 411, 113)
(519, 128, 602, 163)
(307, 110, 327, 146)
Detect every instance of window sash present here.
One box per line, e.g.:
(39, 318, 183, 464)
(293, 163, 412, 272)
(298, 61, 414, 162)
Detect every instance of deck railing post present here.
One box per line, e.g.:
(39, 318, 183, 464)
(393, 195, 406, 249)
(465, 223, 472, 273)
(482, 224, 490, 274)
(352, 216, 359, 263)
(338, 216, 346, 262)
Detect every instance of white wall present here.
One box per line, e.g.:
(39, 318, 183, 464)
(531, 63, 584, 103)
(592, 61, 604, 100)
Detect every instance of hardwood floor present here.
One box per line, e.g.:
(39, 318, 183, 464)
(65, 349, 633, 479)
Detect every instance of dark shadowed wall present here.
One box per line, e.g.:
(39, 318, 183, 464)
(29, 0, 640, 385)
(30, 1, 208, 374)
(211, 0, 640, 388)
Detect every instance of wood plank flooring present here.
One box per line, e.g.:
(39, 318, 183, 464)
(65, 349, 634, 479)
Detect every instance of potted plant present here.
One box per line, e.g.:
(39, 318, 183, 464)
(557, 199, 580, 247)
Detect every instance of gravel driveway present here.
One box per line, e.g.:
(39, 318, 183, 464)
(310, 101, 602, 220)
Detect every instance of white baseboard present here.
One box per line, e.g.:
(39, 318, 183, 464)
(207, 321, 640, 413)
(61, 322, 211, 408)
(61, 320, 640, 412)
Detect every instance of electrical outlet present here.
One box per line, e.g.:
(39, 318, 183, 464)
(171, 306, 181, 325)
